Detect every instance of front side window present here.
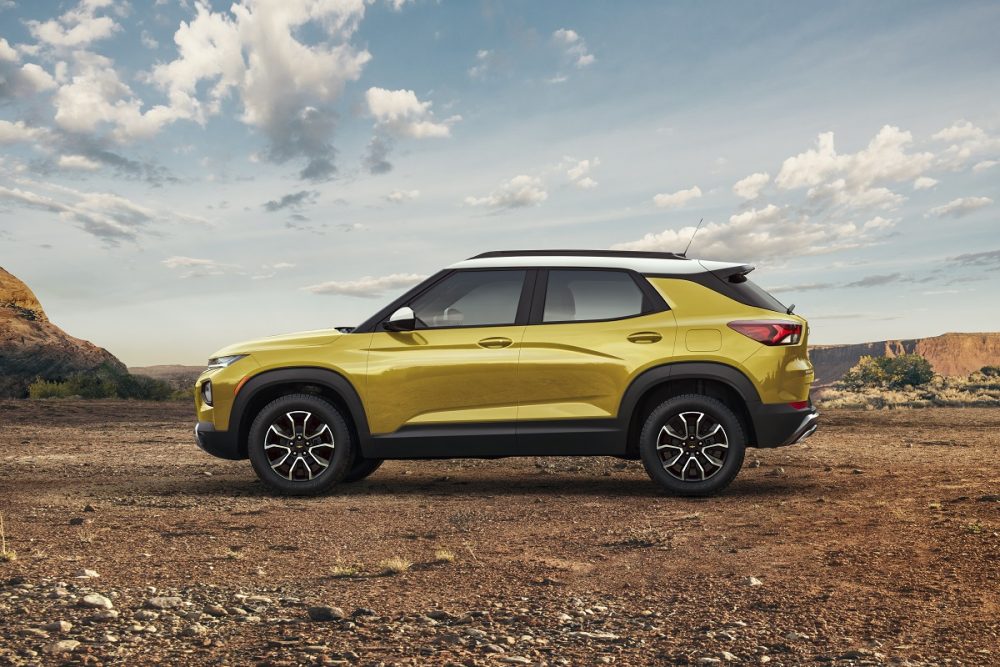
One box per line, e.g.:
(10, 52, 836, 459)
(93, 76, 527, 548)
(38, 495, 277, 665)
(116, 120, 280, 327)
(543, 270, 646, 323)
(410, 270, 526, 328)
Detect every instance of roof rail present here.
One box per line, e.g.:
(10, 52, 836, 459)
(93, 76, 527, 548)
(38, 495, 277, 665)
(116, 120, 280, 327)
(469, 249, 689, 261)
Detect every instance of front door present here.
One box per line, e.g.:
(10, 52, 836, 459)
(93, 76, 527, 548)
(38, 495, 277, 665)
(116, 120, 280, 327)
(365, 269, 530, 435)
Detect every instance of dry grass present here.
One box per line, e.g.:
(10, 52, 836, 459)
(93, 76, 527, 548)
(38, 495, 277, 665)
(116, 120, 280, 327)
(0, 513, 16, 563)
(816, 374, 1000, 410)
(330, 563, 360, 578)
(433, 549, 456, 564)
(76, 527, 100, 544)
(378, 556, 412, 575)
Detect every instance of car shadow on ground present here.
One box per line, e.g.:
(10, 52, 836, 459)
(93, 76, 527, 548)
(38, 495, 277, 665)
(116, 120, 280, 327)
(128, 471, 812, 501)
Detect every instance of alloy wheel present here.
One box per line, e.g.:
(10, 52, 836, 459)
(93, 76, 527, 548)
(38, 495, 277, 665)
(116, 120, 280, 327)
(262, 411, 335, 481)
(655, 411, 729, 481)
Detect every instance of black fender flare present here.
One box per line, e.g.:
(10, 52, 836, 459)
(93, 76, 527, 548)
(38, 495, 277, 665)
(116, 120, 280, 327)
(617, 360, 762, 437)
(231, 367, 373, 457)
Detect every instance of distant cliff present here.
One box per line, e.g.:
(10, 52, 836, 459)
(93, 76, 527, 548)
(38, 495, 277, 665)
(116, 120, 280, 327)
(0, 267, 126, 398)
(810, 332, 1000, 386)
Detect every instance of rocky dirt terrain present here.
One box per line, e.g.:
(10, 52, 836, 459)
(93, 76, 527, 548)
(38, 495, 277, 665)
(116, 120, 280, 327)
(0, 401, 997, 666)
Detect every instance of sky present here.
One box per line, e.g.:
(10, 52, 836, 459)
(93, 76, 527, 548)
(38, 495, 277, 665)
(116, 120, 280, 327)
(0, 0, 998, 366)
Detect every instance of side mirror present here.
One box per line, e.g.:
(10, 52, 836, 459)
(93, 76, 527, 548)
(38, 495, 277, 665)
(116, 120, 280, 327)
(385, 306, 416, 332)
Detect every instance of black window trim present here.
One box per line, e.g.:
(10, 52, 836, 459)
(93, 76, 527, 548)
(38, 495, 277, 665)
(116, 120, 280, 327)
(355, 268, 537, 333)
(527, 267, 669, 326)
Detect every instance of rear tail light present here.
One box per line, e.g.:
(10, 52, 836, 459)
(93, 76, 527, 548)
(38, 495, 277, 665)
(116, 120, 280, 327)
(728, 320, 802, 346)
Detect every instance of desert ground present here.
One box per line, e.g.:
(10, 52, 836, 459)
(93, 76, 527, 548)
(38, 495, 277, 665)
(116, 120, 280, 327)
(0, 401, 997, 666)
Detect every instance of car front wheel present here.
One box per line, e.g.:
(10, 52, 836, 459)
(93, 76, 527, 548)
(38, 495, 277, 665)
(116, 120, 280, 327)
(248, 394, 354, 495)
(639, 394, 746, 496)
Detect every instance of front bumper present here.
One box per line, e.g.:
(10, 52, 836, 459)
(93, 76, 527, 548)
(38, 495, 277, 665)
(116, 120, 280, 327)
(747, 402, 819, 448)
(194, 422, 243, 460)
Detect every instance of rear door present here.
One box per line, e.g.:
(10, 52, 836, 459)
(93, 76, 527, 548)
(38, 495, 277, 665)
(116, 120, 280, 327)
(516, 268, 677, 422)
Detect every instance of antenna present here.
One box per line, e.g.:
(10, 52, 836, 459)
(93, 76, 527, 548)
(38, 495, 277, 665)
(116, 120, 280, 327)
(679, 218, 704, 257)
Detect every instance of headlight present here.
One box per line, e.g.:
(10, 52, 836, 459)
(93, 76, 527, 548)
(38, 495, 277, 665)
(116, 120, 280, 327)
(201, 380, 213, 406)
(207, 354, 248, 370)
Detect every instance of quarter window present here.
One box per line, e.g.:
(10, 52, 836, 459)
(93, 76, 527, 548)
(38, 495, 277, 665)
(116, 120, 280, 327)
(410, 270, 526, 328)
(543, 270, 646, 323)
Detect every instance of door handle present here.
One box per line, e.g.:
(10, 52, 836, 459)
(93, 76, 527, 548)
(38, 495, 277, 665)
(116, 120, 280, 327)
(478, 337, 513, 349)
(627, 331, 662, 344)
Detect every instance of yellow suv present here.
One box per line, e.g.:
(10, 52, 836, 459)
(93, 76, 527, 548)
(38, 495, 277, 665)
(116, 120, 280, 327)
(194, 250, 817, 496)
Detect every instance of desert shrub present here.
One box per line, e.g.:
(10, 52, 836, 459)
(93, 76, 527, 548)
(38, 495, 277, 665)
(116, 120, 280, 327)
(838, 354, 934, 390)
(27, 364, 175, 401)
(840, 356, 885, 389)
(883, 354, 935, 388)
(28, 379, 73, 399)
(981, 365, 1000, 378)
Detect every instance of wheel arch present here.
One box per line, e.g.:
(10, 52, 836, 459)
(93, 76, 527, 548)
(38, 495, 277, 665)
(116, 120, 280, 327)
(621, 361, 761, 458)
(231, 367, 371, 459)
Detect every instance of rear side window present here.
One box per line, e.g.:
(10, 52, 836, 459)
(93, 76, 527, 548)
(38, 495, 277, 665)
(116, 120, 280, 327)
(543, 270, 646, 323)
(706, 272, 787, 314)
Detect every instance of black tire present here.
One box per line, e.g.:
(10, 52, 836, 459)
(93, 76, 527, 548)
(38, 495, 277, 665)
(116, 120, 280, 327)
(342, 457, 384, 483)
(639, 394, 746, 496)
(248, 393, 354, 495)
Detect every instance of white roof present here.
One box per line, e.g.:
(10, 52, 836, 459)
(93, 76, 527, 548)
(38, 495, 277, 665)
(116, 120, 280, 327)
(449, 254, 748, 275)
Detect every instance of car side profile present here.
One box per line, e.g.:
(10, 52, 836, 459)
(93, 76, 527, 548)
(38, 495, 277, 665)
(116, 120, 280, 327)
(194, 250, 817, 496)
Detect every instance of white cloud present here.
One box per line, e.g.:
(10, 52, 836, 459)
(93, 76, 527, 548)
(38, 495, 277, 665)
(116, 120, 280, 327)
(863, 216, 895, 230)
(468, 49, 491, 79)
(613, 204, 868, 262)
(252, 261, 296, 280)
(553, 28, 595, 68)
(140, 30, 159, 50)
(147, 0, 373, 179)
(807, 179, 904, 211)
(304, 273, 426, 298)
(365, 87, 458, 139)
(0, 37, 16, 62)
(932, 121, 1000, 170)
(913, 176, 938, 190)
(566, 158, 599, 189)
(927, 196, 993, 218)
(973, 160, 998, 172)
(58, 154, 101, 170)
(0, 119, 49, 143)
(27, 0, 120, 48)
(465, 175, 548, 210)
(52, 50, 182, 142)
(0, 38, 57, 99)
(776, 125, 933, 192)
(732, 171, 770, 200)
(0, 180, 159, 245)
(162, 256, 239, 279)
(653, 186, 702, 209)
(386, 189, 420, 203)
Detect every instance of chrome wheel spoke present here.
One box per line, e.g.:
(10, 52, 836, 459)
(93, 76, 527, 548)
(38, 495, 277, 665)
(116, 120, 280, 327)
(663, 423, 686, 441)
(703, 452, 724, 467)
(305, 422, 332, 440)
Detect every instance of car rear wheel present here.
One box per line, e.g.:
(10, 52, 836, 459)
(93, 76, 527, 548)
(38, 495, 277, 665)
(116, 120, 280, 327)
(343, 457, 383, 483)
(248, 394, 354, 495)
(639, 394, 745, 496)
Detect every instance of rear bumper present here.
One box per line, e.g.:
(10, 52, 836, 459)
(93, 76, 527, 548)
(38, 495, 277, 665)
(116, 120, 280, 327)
(194, 422, 243, 460)
(748, 402, 819, 448)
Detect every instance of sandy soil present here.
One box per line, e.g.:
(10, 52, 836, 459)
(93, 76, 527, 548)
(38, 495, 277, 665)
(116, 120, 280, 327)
(0, 400, 997, 666)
